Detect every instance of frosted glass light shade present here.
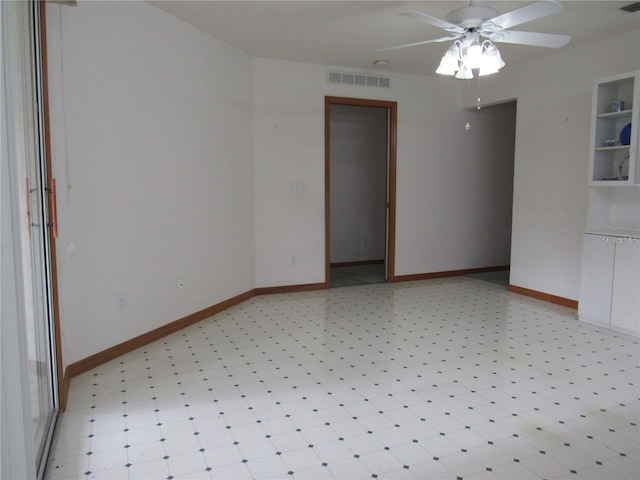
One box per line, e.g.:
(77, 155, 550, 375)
(462, 43, 483, 69)
(455, 64, 473, 79)
(483, 44, 505, 70)
(436, 44, 460, 75)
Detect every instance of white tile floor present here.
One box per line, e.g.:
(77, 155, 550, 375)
(46, 277, 639, 480)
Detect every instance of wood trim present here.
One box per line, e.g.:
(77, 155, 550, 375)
(324, 98, 331, 288)
(39, 1, 66, 410)
(508, 284, 578, 309)
(59, 372, 72, 411)
(386, 101, 397, 283)
(60, 282, 329, 403)
(60, 281, 329, 391)
(393, 265, 510, 283)
(63, 290, 255, 380)
(330, 259, 384, 267)
(59, 266, 527, 404)
(255, 283, 326, 295)
(324, 96, 397, 287)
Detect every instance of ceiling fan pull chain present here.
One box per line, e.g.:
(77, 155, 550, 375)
(464, 80, 472, 131)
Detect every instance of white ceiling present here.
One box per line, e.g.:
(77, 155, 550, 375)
(150, 1, 640, 78)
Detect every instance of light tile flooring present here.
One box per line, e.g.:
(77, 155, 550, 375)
(47, 277, 639, 479)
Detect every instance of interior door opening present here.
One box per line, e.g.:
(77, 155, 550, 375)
(325, 97, 397, 288)
(463, 99, 517, 287)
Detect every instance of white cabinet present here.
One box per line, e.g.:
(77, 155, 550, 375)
(580, 71, 640, 335)
(611, 240, 640, 332)
(578, 234, 615, 325)
(579, 233, 640, 335)
(588, 71, 639, 186)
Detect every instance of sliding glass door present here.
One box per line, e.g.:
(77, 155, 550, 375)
(25, 2, 59, 475)
(1, 1, 59, 478)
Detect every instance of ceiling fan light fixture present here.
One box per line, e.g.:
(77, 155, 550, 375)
(436, 38, 505, 79)
(483, 43, 505, 67)
(392, 0, 570, 80)
(436, 43, 460, 75)
(480, 42, 505, 75)
(435, 58, 457, 75)
(462, 42, 484, 69)
(455, 64, 474, 80)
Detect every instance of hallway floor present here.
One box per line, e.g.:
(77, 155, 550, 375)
(47, 277, 639, 479)
(330, 263, 386, 288)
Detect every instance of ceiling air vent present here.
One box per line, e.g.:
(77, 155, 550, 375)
(620, 2, 640, 12)
(328, 71, 390, 89)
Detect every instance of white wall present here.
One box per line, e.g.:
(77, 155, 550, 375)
(46, 1, 629, 367)
(469, 28, 640, 300)
(46, 1, 255, 367)
(253, 60, 514, 286)
(330, 104, 388, 264)
(252, 59, 329, 287)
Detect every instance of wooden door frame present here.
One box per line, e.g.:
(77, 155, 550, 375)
(39, 1, 65, 408)
(324, 96, 397, 287)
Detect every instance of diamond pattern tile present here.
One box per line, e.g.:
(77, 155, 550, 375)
(47, 278, 639, 479)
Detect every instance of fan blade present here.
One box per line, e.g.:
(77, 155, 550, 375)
(489, 30, 570, 48)
(399, 12, 465, 34)
(377, 35, 462, 52)
(481, 0, 563, 31)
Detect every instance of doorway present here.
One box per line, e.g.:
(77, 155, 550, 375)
(324, 97, 397, 287)
(464, 99, 517, 287)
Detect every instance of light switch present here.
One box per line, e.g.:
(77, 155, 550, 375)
(289, 182, 301, 194)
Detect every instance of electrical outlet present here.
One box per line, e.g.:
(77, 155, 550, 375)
(117, 293, 127, 312)
(177, 275, 185, 292)
(290, 254, 297, 266)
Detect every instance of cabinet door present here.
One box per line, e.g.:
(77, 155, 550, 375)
(578, 234, 615, 324)
(611, 239, 640, 333)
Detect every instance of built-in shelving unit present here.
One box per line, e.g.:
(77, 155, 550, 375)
(588, 71, 638, 185)
(580, 71, 639, 336)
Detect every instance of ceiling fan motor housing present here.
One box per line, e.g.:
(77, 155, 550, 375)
(445, 4, 498, 29)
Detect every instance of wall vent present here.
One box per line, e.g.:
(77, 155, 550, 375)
(327, 71, 391, 88)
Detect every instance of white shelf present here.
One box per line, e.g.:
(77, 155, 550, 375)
(594, 145, 629, 151)
(588, 70, 638, 187)
(597, 109, 632, 119)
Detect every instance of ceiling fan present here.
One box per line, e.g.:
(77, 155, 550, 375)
(380, 0, 571, 78)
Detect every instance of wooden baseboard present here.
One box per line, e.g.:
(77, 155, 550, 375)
(255, 282, 326, 295)
(61, 289, 256, 404)
(508, 284, 578, 309)
(60, 283, 329, 407)
(59, 371, 72, 411)
(62, 267, 531, 409)
(393, 265, 510, 283)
